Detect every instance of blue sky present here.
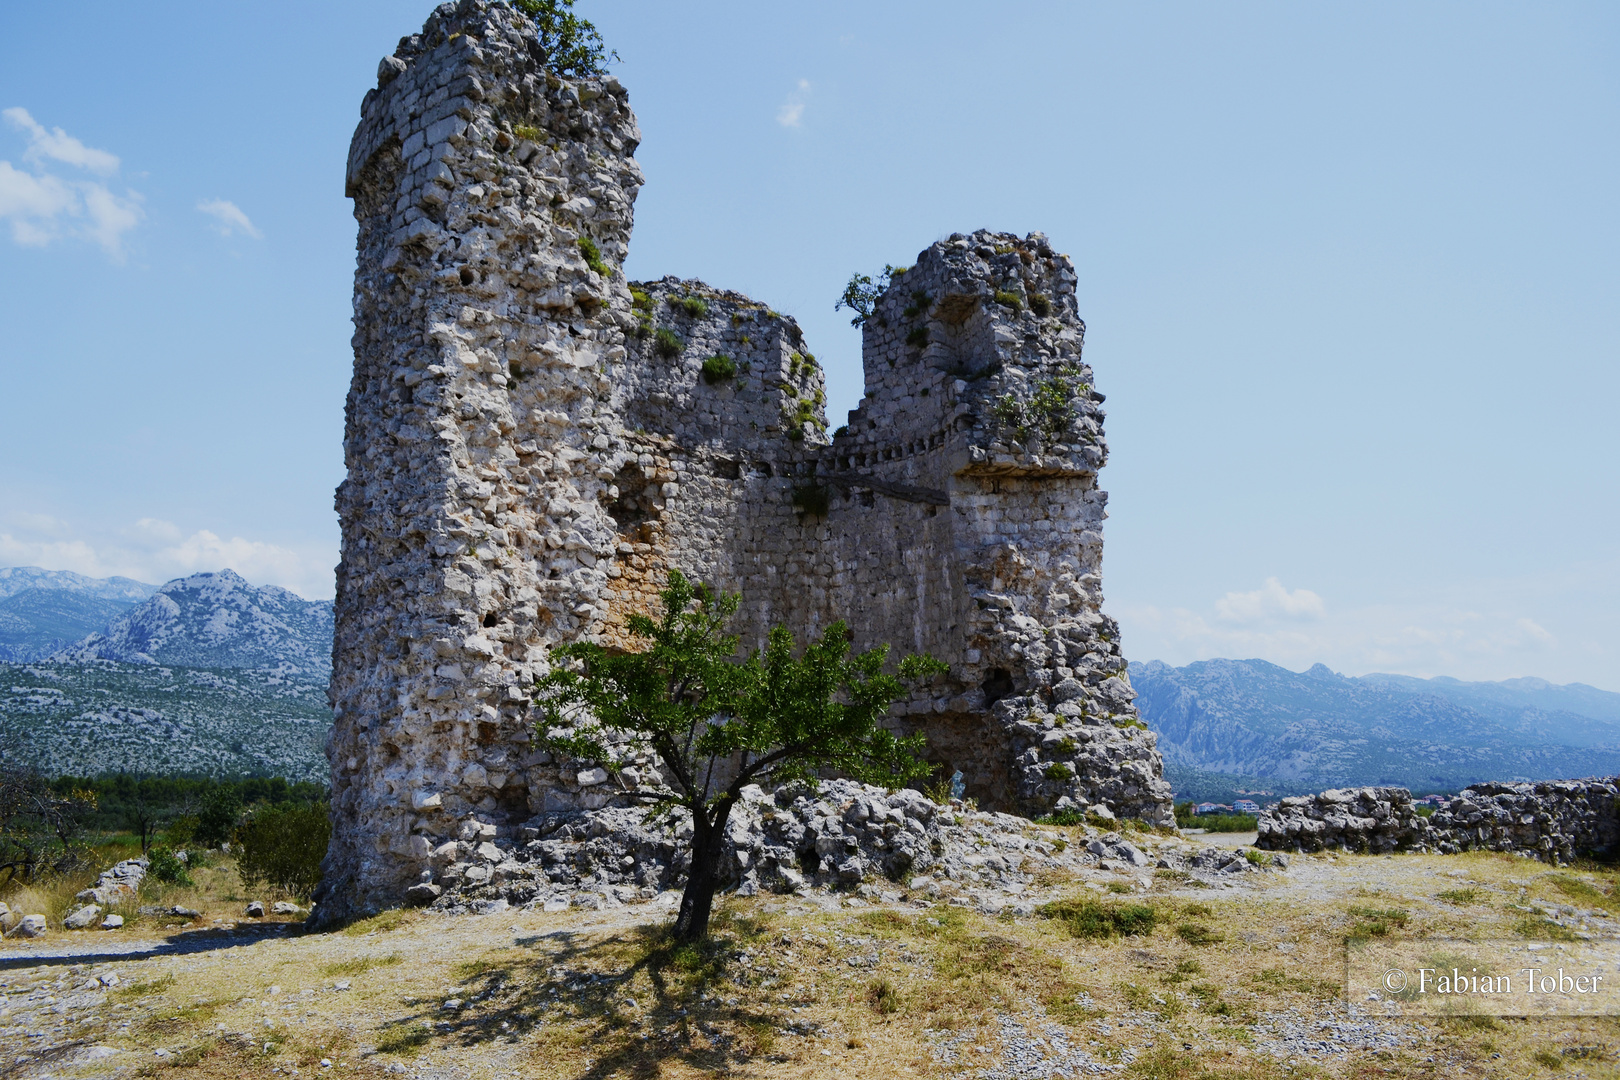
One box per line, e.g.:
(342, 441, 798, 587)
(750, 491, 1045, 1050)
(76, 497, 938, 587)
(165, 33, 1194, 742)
(1, 2, 1616, 688)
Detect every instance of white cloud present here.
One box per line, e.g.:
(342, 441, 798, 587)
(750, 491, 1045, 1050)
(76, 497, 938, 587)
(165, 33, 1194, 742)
(776, 79, 811, 128)
(0, 512, 333, 600)
(1, 107, 142, 258)
(1119, 588, 1566, 683)
(3, 106, 120, 175)
(197, 198, 262, 239)
(1214, 577, 1326, 623)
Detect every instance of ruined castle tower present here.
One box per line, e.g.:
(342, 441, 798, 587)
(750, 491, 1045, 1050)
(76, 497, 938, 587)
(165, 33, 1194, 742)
(317, 0, 1171, 923)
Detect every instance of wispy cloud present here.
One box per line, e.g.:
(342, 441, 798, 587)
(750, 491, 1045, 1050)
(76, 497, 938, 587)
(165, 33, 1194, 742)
(0, 511, 332, 600)
(777, 79, 811, 128)
(1118, 575, 1569, 683)
(197, 198, 262, 239)
(0, 107, 141, 258)
(1214, 577, 1325, 623)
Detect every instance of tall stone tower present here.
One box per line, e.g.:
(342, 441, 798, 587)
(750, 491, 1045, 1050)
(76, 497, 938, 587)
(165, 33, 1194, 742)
(318, 0, 1170, 924)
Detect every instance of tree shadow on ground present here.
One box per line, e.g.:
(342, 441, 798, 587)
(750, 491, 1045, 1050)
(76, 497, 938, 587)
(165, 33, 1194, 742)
(373, 908, 788, 1078)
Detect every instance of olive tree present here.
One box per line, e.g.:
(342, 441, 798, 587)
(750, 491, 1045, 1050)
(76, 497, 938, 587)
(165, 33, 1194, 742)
(533, 571, 943, 942)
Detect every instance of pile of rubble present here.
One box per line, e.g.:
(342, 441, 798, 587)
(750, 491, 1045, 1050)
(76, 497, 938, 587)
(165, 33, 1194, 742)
(418, 778, 1277, 915)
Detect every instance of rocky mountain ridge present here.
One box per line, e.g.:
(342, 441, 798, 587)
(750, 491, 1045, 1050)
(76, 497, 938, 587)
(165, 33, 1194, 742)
(0, 567, 159, 663)
(1132, 657, 1620, 795)
(46, 569, 333, 680)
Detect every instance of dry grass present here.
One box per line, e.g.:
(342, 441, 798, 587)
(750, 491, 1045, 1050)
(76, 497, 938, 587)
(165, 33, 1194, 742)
(9, 843, 1620, 1078)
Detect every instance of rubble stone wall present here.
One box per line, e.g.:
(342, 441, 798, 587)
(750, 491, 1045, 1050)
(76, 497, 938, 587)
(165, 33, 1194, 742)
(317, 0, 1170, 925)
(1256, 779, 1620, 863)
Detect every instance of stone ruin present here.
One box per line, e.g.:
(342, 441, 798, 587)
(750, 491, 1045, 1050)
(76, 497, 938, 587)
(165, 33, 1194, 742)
(1256, 779, 1620, 863)
(315, 0, 1172, 924)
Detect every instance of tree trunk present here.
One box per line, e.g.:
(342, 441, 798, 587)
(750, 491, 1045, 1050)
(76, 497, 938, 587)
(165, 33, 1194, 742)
(673, 801, 733, 943)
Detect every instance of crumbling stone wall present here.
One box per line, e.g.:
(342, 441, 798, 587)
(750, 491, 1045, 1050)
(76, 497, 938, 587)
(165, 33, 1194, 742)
(1256, 779, 1620, 863)
(317, 0, 1170, 925)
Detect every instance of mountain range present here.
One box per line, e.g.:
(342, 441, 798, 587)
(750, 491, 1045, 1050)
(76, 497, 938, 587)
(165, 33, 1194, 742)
(0, 566, 334, 781)
(0, 566, 159, 662)
(1131, 658, 1620, 802)
(6, 565, 1620, 797)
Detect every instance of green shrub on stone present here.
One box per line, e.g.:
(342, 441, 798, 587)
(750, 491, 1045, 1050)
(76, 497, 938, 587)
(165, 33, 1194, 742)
(653, 328, 683, 359)
(993, 289, 1023, 311)
(673, 295, 708, 318)
(905, 327, 928, 349)
(700, 355, 737, 384)
(510, 0, 618, 79)
(577, 236, 609, 276)
(1044, 762, 1074, 782)
(1029, 293, 1052, 317)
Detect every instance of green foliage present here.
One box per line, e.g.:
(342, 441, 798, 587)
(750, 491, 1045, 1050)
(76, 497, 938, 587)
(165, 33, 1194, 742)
(234, 802, 330, 900)
(1175, 922, 1223, 946)
(577, 236, 609, 276)
(512, 123, 543, 141)
(194, 784, 243, 849)
(1436, 887, 1481, 905)
(629, 288, 652, 311)
(1037, 808, 1086, 827)
(700, 354, 737, 384)
(671, 295, 708, 318)
(993, 289, 1023, 311)
(791, 483, 831, 518)
(0, 764, 95, 887)
(1044, 762, 1074, 782)
(1029, 293, 1052, 317)
(905, 326, 929, 349)
(510, 0, 618, 78)
(991, 367, 1091, 444)
(533, 570, 945, 940)
(835, 265, 901, 328)
(1053, 737, 1078, 754)
(834, 424, 849, 438)
(1039, 897, 1158, 940)
(901, 290, 931, 318)
(653, 327, 682, 359)
(146, 844, 194, 887)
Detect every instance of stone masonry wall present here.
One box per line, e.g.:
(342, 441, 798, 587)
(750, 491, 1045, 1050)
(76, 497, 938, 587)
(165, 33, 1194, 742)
(317, 0, 1170, 925)
(1256, 779, 1620, 863)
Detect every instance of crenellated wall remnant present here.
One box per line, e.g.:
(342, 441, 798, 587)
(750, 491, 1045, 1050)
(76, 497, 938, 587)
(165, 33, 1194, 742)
(316, 0, 1170, 925)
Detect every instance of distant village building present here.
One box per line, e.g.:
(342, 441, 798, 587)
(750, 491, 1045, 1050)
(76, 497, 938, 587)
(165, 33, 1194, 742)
(1233, 799, 1260, 814)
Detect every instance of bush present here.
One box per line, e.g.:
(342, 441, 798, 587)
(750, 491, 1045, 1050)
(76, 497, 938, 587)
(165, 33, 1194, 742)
(700, 354, 737, 384)
(670, 295, 708, 318)
(1040, 897, 1158, 940)
(577, 236, 609, 276)
(653, 328, 682, 359)
(905, 326, 928, 349)
(194, 786, 242, 849)
(511, 0, 618, 79)
(235, 803, 330, 900)
(146, 845, 193, 887)
(1029, 293, 1052, 317)
(1044, 762, 1074, 782)
(993, 289, 1022, 311)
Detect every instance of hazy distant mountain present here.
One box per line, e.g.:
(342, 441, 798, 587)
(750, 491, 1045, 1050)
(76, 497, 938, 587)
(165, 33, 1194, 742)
(48, 569, 334, 679)
(0, 567, 159, 662)
(1131, 658, 1620, 796)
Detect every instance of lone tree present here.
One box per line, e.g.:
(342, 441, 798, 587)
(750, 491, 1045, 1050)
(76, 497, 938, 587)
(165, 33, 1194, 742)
(533, 571, 944, 942)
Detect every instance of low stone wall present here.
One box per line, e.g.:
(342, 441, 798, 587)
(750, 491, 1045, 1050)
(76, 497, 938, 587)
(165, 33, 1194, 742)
(1256, 778, 1620, 863)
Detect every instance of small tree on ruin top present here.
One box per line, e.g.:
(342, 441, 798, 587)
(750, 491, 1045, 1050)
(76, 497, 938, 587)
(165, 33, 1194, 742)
(532, 570, 944, 942)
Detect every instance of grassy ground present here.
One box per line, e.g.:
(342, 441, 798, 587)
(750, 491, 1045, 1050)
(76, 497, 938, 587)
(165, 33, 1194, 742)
(4, 835, 1620, 1078)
